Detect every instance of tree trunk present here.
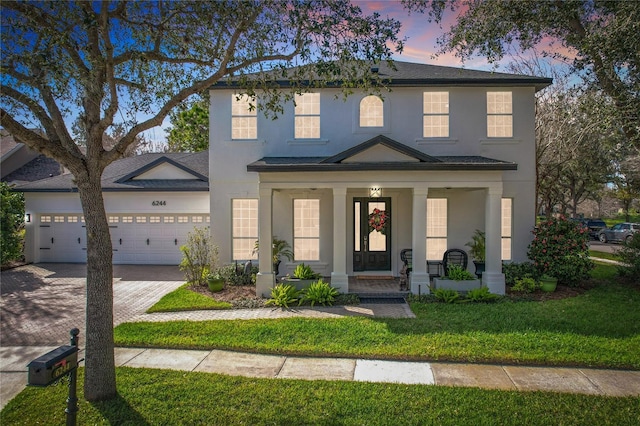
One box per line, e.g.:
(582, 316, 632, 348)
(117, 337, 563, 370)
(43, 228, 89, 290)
(76, 174, 117, 401)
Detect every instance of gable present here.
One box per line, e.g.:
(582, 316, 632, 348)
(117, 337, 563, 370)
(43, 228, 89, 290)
(341, 144, 420, 163)
(131, 162, 201, 180)
(322, 135, 440, 164)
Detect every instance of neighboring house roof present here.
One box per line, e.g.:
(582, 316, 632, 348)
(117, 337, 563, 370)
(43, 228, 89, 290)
(247, 135, 517, 172)
(213, 60, 552, 92)
(15, 151, 209, 192)
(1, 129, 63, 182)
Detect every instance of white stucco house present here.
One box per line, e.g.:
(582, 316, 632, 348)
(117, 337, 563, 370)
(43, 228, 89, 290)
(209, 61, 551, 296)
(19, 152, 209, 265)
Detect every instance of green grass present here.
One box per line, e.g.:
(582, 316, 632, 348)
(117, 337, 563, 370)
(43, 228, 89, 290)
(2, 368, 638, 425)
(117, 266, 640, 369)
(146, 283, 231, 313)
(589, 250, 621, 262)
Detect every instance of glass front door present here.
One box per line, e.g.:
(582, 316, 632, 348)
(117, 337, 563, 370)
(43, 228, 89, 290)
(353, 197, 391, 271)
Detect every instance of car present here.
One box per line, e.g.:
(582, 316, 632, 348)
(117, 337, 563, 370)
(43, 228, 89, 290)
(598, 222, 640, 244)
(574, 218, 607, 240)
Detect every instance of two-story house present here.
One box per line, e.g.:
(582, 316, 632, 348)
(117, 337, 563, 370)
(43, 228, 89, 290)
(209, 61, 552, 296)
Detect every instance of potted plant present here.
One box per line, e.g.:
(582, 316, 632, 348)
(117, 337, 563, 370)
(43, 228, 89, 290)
(465, 229, 486, 278)
(206, 271, 224, 292)
(433, 264, 482, 292)
(539, 274, 558, 292)
(282, 263, 322, 290)
(253, 236, 294, 276)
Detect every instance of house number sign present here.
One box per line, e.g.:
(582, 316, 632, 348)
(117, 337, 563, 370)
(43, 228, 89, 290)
(152, 200, 167, 206)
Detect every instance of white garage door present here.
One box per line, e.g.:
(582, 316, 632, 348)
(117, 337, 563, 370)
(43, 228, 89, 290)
(38, 214, 209, 265)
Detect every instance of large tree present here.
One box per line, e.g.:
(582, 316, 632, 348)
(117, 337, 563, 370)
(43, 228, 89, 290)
(0, 0, 402, 401)
(166, 95, 209, 152)
(405, 0, 640, 152)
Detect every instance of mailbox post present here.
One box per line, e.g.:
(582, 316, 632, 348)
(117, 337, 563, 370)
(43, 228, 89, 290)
(27, 328, 80, 426)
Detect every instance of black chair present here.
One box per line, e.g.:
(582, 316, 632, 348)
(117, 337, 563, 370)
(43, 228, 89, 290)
(442, 248, 468, 276)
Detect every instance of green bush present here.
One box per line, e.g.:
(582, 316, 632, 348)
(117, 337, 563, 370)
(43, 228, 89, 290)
(511, 277, 539, 293)
(465, 286, 500, 302)
(502, 262, 537, 285)
(265, 284, 300, 308)
(179, 227, 218, 286)
(1, 182, 24, 265)
(292, 263, 321, 279)
(433, 288, 460, 303)
(446, 264, 476, 281)
(217, 263, 257, 286)
(527, 216, 593, 286)
(300, 279, 340, 306)
(617, 232, 640, 280)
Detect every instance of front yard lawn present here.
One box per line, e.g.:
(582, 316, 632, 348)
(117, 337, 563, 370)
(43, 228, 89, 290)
(116, 264, 640, 369)
(2, 367, 638, 425)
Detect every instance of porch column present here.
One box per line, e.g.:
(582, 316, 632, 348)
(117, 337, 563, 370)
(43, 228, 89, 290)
(483, 185, 506, 294)
(256, 186, 275, 297)
(331, 186, 349, 293)
(411, 187, 430, 294)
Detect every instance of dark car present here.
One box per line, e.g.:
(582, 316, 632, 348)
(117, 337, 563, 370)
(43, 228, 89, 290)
(598, 222, 640, 244)
(573, 218, 607, 240)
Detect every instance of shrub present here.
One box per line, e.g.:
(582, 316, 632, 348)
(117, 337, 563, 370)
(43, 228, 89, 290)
(617, 232, 640, 280)
(265, 284, 300, 308)
(465, 286, 500, 302)
(217, 263, 257, 286)
(1, 182, 24, 265)
(503, 262, 537, 286)
(292, 263, 321, 279)
(446, 264, 476, 281)
(527, 216, 593, 286)
(179, 227, 218, 286)
(433, 288, 460, 303)
(511, 277, 539, 293)
(300, 279, 340, 306)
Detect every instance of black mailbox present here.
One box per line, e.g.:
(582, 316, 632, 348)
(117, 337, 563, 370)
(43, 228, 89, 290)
(27, 345, 78, 387)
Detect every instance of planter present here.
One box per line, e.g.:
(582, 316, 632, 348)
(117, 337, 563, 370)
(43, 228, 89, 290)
(472, 261, 485, 279)
(281, 278, 315, 291)
(539, 276, 558, 292)
(207, 277, 224, 293)
(434, 278, 482, 292)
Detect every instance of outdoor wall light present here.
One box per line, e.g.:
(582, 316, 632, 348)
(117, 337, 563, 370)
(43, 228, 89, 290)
(370, 187, 382, 198)
(25, 213, 31, 223)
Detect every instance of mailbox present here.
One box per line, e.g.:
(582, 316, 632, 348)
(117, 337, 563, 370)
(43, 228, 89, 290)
(27, 345, 78, 387)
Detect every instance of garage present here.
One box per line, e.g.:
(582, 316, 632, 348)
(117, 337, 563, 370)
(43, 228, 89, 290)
(20, 152, 210, 265)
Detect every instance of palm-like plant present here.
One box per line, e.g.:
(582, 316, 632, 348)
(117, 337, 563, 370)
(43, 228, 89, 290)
(253, 236, 294, 263)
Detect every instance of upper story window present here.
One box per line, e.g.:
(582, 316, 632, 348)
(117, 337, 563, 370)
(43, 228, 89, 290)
(294, 93, 320, 139)
(359, 95, 383, 127)
(487, 91, 513, 138)
(231, 94, 257, 140)
(423, 92, 449, 138)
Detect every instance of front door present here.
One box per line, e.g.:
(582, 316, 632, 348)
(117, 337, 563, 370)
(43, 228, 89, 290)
(353, 198, 391, 271)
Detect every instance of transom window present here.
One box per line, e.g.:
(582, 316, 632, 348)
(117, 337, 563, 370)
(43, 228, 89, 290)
(231, 94, 257, 140)
(294, 93, 320, 139)
(136, 216, 146, 223)
(501, 198, 513, 261)
(164, 216, 175, 223)
(232, 199, 258, 260)
(149, 216, 161, 223)
(487, 91, 513, 137)
(359, 96, 383, 127)
(426, 198, 447, 260)
(54, 216, 65, 223)
(67, 216, 78, 223)
(294, 199, 320, 261)
(122, 216, 133, 223)
(177, 216, 189, 223)
(108, 216, 119, 223)
(423, 92, 449, 138)
(40, 215, 51, 223)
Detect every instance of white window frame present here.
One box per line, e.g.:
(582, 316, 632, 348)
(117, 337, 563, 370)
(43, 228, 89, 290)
(293, 199, 320, 261)
(426, 198, 447, 261)
(423, 91, 449, 138)
(487, 91, 513, 138)
(294, 93, 320, 139)
(232, 199, 258, 261)
(231, 94, 257, 140)
(501, 198, 512, 261)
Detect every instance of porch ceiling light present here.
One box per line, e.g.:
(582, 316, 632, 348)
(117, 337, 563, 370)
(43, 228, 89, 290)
(370, 187, 381, 198)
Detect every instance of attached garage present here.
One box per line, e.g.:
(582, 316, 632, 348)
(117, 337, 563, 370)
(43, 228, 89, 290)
(19, 152, 210, 265)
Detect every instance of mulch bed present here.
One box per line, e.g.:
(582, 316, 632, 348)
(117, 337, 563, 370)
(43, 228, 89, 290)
(188, 283, 258, 303)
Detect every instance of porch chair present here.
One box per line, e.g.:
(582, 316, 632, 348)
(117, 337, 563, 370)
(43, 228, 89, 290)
(442, 248, 468, 277)
(399, 249, 412, 291)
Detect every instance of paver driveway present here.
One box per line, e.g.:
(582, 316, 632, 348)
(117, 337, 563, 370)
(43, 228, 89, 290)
(0, 263, 184, 345)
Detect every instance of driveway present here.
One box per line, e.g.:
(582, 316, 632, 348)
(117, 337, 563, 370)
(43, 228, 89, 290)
(0, 263, 184, 409)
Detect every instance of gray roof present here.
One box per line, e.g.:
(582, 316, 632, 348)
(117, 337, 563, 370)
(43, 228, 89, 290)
(15, 151, 209, 192)
(247, 135, 517, 172)
(213, 60, 552, 92)
(2, 155, 63, 183)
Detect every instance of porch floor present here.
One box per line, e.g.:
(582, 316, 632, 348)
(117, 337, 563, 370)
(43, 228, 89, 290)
(346, 276, 411, 295)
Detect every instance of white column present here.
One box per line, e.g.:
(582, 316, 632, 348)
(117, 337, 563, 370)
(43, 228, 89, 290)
(331, 186, 349, 293)
(411, 187, 430, 294)
(483, 185, 506, 294)
(256, 186, 275, 297)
